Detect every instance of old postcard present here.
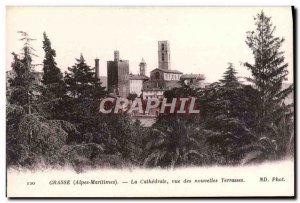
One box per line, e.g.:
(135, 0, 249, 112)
(6, 6, 294, 197)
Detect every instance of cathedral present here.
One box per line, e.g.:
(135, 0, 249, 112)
(105, 41, 205, 99)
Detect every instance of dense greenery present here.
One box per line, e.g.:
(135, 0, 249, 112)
(244, 11, 294, 161)
(7, 11, 294, 171)
(41, 32, 65, 99)
(7, 32, 78, 168)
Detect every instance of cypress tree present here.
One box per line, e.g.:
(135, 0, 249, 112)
(42, 32, 63, 85)
(41, 32, 65, 99)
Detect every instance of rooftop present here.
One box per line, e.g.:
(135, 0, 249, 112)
(142, 80, 180, 91)
(181, 74, 205, 80)
(140, 58, 146, 64)
(150, 68, 183, 74)
(128, 74, 149, 80)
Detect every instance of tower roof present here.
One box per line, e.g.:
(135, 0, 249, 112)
(140, 58, 146, 64)
(158, 40, 169, 43)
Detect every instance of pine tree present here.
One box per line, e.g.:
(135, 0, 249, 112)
(200, 64, 256, 164)
(7, 32, 79, 167)
(202, 63, 241, 121)
(219, 63, 242, 117)
(8, 31, 36, 113)
(64, 54, 105, 99)
(244, 11, 293, 159)
(62, 54, 106, 141)
(220, 63, 239, 87)
(42, 32, 63, 85)
(39, 32, 66, 120)
(41, 32, 64, 99)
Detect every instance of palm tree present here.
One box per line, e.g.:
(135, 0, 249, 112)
(143, 116, 207, 168)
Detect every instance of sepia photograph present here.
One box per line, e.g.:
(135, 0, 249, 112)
(5, 6, 295, 198)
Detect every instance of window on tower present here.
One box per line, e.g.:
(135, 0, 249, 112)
(162, 53, 164, 61)
(162, 44, 165, 50)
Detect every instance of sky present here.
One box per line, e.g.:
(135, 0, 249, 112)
(6, 7, 293, 83)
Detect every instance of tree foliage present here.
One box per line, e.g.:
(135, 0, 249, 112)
(143, 115, 207, 168)
(198, 64, 257, 164)
(6, 11, 294, 171)
(244, 11, 293, 161)
(7, 32, 78, 168)
(41, 32, 65, 99)
(8, 31, 36, 113)
(64, 54, 105, 99)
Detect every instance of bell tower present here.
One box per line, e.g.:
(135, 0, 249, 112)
(139, 58, 146, 76)
(158, 41, 171, 70)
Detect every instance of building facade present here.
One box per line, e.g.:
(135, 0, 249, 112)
(142, 41, 184, 99)
(128, 74, 149, 97)
(150, 68, 182, 81)
(142, 88, 165, 99)
(181, 74, 206, 88)
(106, 41, 206, 99)
(128, 58, 149, 97)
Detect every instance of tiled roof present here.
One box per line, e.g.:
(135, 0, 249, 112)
(181, 74, 205, 80)
(142, 80, 181, 91)
(128, 74, 149, 80)
(150, 68, 183, 74)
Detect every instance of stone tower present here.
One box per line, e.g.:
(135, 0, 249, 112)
(94, 58, 100, 79)
(158, 41, 171, 70)
(107, 50, 129, 98)
(139, 58, 146, 76)
(114, 50, 119, 62)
